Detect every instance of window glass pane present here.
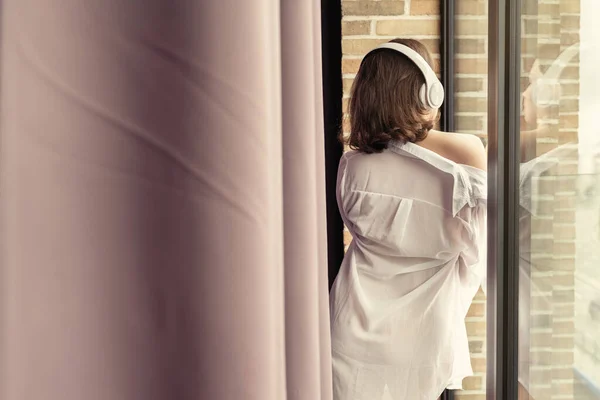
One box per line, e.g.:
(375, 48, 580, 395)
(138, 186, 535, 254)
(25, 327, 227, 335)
(518, 0, 600, 399)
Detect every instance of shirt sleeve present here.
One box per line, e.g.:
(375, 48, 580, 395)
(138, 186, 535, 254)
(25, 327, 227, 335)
(455, 167, 487, 297)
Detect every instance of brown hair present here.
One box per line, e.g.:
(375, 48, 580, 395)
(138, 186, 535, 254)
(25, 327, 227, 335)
(342, 38, 439, 154)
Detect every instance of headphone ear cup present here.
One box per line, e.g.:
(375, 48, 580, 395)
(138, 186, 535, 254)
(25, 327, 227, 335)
(419, 84, 429, 108)
(534, 81, 560, 106)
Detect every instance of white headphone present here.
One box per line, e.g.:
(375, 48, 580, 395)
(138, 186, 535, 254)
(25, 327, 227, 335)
(369, 42, 445, 109)
(530, 43, 580, 107)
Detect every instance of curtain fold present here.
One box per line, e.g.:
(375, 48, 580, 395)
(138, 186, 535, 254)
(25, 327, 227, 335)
(281, 1, 332, 399)
(0, 1, 332, 399)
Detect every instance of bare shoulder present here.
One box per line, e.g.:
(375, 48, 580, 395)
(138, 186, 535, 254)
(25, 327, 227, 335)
(437, 132, 487, 171)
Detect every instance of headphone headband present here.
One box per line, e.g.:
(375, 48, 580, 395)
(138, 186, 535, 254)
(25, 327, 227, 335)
(540, 43, 580, 82)
(531, 43, 580, 107)
(369, 42, 445, 109)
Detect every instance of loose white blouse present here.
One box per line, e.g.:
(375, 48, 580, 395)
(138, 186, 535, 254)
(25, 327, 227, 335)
(330, 140, 487, 400)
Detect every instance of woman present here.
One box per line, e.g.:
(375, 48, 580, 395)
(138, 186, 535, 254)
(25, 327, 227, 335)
(329, 38, 487, 400)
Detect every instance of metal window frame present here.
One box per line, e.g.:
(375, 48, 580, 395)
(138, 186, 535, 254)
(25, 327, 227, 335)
(440, 2, 456, 398)
(440, 0, 455, 133)
(320, 0, 345, 290)
(487, 0, 522, 398)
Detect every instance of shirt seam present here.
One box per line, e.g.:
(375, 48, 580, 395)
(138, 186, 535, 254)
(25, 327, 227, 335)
(348, 188, 455, 216)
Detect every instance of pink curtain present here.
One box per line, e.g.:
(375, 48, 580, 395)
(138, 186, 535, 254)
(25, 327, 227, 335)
(0, 1, 332, 399)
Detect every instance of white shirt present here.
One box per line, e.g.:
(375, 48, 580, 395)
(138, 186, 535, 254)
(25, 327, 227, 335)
(330, 140, 487, 400)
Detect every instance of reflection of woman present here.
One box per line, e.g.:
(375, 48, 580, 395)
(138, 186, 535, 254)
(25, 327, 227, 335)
(517, 44, 580, 400)
(329, 38, 487, 400)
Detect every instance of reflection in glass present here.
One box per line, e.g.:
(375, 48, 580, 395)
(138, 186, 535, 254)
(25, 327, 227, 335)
(517, 1, 600, 398)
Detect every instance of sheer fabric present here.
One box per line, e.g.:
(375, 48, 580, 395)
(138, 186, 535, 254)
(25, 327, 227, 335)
(330, 140, 487, 400)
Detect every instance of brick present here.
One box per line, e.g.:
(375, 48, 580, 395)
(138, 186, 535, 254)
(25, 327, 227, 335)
(342, 116, 351, 133)
(539, 21, 561, 36)
(554, 257, 577, 272)
(474, 288, 486, 300)
(521, 0, 538, 15)
(343, 230, 353, 246)
(456, 18, 487, 36)
(559, 115, 578, 130)
(558, 131, 578, 144)
(342, 20, 371, 36)
(554, 241, 575, 256)
(531, 331, 552, 347)
(539, 2, 560, 16)
(552, 367, 574, 380)
(456, 1, 487, 15)
(465, 321, 486, 336)
(555, 209, 576, 223)
(523, 19, 539, 36)
(342, 58, 362, 74)
(551, 350, 574, 364)
(410, 0, 438, 15)
(421, 39, 441, 56)
(469, 340, 484, 353)
(561, 0, 580, 14)
(462, 375, 483, 390)
(466, 302, 485, 318)
(531, 237, 553, 253)
(343, 78, 354, 95)
(342, 38, 387, 55)
(530, 368, 552, 382)
(531, 350, 552, 365)
(456, 97, 487, 113)
(455, 57, 488, 74)
(533, 198, 554, 217)
(531, 218, 552, 233)
(553, 381, 574, 396)
(562, 32, 580, 47)
(342, 1, 406, 16)
(561, 15, 580, 30)
(561, 83, 579, 97)
(548, 161, 578, 176)
(375, 18, 440, 36)
(471, 357, 486, 373)
(553, 224, 575, 240)
(554, 303, 575, 318)
(455, 38, 486, 54)
(553, 319, 575, 334)
(529, 178, 552, 194)
(554, 288, 575, 302)
(540, 20, 561, 38)
(528, 388, 553, 399)
(455, 77, 485, 93)
(556, 194, 576, 209)
(456, 115, 485, 131)
(552, 336, 574, 349)
(530, 314, 552, 329)
(536, 142, 558, 157)
(561, 66, 580, 80)
(521, 37, 540, 56)
(455, 394, 485, 400)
